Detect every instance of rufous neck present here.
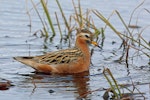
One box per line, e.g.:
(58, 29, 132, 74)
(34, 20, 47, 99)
(75, 38, 90, 57)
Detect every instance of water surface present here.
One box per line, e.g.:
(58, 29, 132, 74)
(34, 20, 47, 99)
(0, 0, 150, 100)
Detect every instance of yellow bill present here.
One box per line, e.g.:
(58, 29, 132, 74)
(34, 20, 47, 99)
(91, 41, 101, 49)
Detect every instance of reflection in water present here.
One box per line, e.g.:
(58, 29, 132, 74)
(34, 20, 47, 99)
(21, 71, 90, 99)
(72, 71, 90, 99)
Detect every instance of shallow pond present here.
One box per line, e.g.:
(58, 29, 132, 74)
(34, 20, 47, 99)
(0, 0, 150, 100)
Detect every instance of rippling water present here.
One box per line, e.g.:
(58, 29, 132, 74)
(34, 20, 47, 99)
(0, 0, 150, 100)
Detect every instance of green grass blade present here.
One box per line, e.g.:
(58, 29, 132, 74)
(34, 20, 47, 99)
(115, 10, 133, 38)
(92, 10, 124, 40)
(106, 68, 122, 97)
(56, 0, 70, 34)
(31, 0, 49, 37)
(41, 0, 56, 37)
(103, 68, 120, 99)
(55, 12, 63, 39)
(128, 0, 145, 25)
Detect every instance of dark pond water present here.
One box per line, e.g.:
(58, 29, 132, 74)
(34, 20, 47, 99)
(0, 0, 150, 100)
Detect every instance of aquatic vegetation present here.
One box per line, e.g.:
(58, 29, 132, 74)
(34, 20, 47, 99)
(41, 0, 56, 37)
(93, 9, 150, 66)
(30, 0, 149, 69)
(103, 68, 146, 100)
(28, 0, 103, 41)
(26, 0, 149, 99)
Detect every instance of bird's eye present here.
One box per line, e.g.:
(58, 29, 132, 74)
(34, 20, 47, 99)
(85, 34, 90, 38)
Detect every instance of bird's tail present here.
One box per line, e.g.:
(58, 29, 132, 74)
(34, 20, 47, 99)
(13, 57, 54, 73)
(13, 57, 36, 68)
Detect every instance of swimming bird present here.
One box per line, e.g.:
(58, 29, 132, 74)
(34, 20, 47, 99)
(13, 29, 99, 74)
